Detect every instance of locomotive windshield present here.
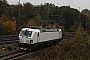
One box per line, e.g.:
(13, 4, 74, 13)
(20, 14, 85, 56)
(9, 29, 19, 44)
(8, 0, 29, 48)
(20, 30, 32, 37)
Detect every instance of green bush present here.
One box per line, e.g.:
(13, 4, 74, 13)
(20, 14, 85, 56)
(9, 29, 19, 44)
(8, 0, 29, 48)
(6, 46, 13, 50)
(87, 37, 90, 45)
(67, 29, 76, 32)
(5, 45, 19, 50)
(74, 23, 84, 43)
(87, 30, 90, 35)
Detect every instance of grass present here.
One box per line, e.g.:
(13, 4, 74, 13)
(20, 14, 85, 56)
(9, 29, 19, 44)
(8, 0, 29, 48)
(0, 45, 19, 55)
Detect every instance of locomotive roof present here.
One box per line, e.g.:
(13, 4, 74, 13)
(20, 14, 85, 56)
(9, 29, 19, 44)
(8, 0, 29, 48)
(21, 28, 40, 32)
(21, 28, 61, 32)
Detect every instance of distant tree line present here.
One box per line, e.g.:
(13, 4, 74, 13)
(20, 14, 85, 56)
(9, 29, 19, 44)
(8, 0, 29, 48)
(0, 0, 90, 35)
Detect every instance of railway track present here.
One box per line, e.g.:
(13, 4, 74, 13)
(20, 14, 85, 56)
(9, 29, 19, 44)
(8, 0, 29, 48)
(0, 35, 19, 48)
(0, 35, 18, 40)
(0, 40, 19, 45)
(0, 44, 53, 60)
(0, 32, 75, 60)
(0, 50, 28, 60)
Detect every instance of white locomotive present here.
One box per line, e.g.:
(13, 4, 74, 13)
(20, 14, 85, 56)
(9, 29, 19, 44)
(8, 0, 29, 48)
(19, 26, 62, 50)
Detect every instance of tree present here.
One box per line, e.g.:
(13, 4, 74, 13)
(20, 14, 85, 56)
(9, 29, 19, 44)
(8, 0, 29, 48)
(35, 13, 43, 26)
(26, 18, 35, 27)
(81, 9, 90, 15)
(0, 14, 9, 22)
(0, 20, 5, 35)
(0, 14, 10, 35)
(69, 21, 78, 32)
(4, 17, 17, 35)
(0, 0, 9, 16)
(0, 1, 89, 33)
(81, 9, 90, 31)
(23, 2, 34, 20)
(11, 17, 17, 34)
(74, 23, 84, 43)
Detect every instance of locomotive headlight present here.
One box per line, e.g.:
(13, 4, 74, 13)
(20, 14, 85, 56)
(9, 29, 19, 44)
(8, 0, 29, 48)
(30, 40, 33, 43)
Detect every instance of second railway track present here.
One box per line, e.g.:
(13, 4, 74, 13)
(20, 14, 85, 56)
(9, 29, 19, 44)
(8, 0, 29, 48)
(0, 50, 27, 60)
(0, 35, 19, 48)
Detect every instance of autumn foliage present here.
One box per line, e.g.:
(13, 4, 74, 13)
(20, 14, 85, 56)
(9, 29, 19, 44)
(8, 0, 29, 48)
(0, 16, 17, 35)
(74, 23, 84, 43)
(26, 19, 35, 27)
(4, 20, 16, 34)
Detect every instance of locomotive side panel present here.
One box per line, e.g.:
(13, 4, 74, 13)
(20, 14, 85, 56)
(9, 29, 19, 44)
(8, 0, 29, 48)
(39, 32, 60, 42)
(32, 32, 40, 43)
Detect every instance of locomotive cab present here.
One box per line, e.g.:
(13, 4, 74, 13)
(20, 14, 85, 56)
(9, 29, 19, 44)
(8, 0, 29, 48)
(19, 28, 40, 50)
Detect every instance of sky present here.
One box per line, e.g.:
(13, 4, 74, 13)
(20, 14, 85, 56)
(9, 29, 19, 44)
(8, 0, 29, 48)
(7, 0, 90, 11)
